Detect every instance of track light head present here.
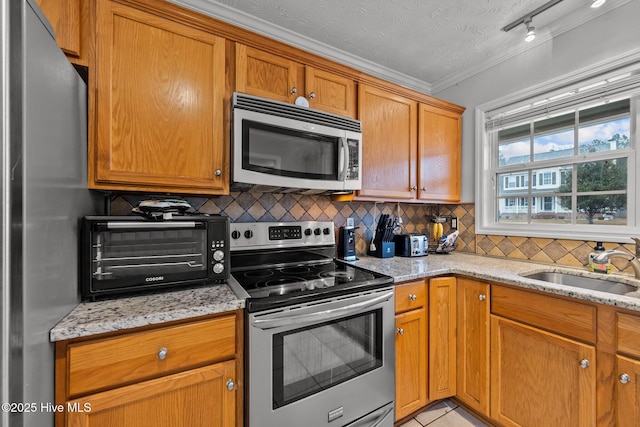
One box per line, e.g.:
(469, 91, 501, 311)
(524, 19, 536, 42)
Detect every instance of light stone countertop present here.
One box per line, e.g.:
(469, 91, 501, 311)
(50, 252, 640, 342)
(50, 283, 244, 342)
(350, 252, 640, 312)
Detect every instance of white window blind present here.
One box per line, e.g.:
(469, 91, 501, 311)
(485, 72, 640, 132)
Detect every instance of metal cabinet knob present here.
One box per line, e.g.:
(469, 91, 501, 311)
(408, 294, 417, 301)
(157, 347, 168, 360)
(478, 294, 487, 301)
(226, 379, 236, 391)
(309, 92, 316, 99)
(620, 373, 631, 384)
(421, 187, 426, 191)
(290, 87, 297, 94)
(215, 169, 222, 176)
(579, 359, 590, 369)
(410, 186, 417, 191)
(396, 328, 404, 335)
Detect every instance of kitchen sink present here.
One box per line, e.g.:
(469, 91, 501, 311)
(520, 270, 639, 295)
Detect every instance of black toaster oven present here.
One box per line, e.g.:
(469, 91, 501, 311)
(81, 215, 229, 300)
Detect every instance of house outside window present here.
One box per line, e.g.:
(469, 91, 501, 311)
(477, 68, 640, 241)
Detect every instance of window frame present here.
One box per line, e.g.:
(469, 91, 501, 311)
(476, 67, 640, 243)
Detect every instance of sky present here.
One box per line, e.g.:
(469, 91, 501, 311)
(500, 117, 630, 163)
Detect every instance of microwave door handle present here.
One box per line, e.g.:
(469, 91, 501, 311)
(106, 221, 198, 229)
(338, 137, 349, 182)
(251, 290, 393, 330)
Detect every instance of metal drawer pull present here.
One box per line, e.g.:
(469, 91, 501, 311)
(157, 348, 168, 360)
(478, 294, 487, 301)
(226, 379, 235, 391)
(579, 359, 590, 369)
(408, 294, 417, 301)
(396, 328, 404, 335)
(620, 373, 631, 384)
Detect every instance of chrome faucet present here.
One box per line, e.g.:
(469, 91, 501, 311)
(594, 238, 640, 279)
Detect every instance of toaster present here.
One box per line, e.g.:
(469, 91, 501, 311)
(394, 234, 428, 257)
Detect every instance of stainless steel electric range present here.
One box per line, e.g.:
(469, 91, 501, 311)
(228, 221, 395, 427)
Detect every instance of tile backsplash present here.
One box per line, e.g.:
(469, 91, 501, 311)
(109, 193, 475, 256)
(110, 192, 634, 273)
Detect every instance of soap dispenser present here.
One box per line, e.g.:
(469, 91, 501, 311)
(588, 242, 611, 273)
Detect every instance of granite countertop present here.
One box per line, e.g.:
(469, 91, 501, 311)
(351, 252, 640, 312)
(50, 283, 244, 342)
(51, 252, 640, 342)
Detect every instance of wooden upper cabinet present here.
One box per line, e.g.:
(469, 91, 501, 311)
(92, 0, 228, 194)
(418, 104, 462, 202)
(358, 84, 417, 199)
(305, 67, 356, 118)
(236, 44, 299, 103)
(35, 0, 89, 65)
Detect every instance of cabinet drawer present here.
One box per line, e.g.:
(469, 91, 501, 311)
(67, 314, 236, 397)
(617, 313, 640, 358)
(395, 281, 426, 313)
(491, 285, 596, 343)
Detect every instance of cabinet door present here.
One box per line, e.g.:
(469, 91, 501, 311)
(305, 67, 356, 118)
(395, 308, 427, 421)
(417, 104, 461, 202)
(491, 316, 596, 427)
(617, 355, 640, 427)
(456, 278, 490, 416)
(65, 361, 236, 427)
(428, 277, 456, 400)
(35, 0, 81, 57)
(93, 1, 227, 194)
(236, 44, 299, 103)
(358, 84, 417, 199)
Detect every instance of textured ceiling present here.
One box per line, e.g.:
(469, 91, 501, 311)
(173, 0, 629, 93)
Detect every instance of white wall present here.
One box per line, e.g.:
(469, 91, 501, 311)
(434, 0, 640, 203)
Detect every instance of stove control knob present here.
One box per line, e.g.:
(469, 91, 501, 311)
(213, 263, 224, 274)
(304, 228, 312, 236)
(231, 230, 241, 239)
(244, 230, 253, 239)
(213, 250, 225, 261)
(322, 227, 331, 235)
(314, 228, 321, 236)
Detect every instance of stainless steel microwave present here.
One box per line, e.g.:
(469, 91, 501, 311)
(81, 215, 229, 300)
(232, 92, 362, 194)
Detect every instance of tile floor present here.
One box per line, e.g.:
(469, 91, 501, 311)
(398, 400, 488, 427)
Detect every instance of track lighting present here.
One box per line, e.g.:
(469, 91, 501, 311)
(591, 0, 606, 8)
(524, 19, 536, 42)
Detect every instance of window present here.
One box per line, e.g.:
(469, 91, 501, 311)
(477, 67, 640, 241)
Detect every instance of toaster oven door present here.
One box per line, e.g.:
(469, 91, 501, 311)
(86, 221, 209, 294)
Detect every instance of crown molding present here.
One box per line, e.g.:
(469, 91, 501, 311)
(169, 0, 432, 94)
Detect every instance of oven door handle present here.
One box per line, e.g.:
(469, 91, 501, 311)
(345, 403, 394, 427)
(251, 290, 393, 330)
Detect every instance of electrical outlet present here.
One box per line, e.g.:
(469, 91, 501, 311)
(451, 217, 458, 230)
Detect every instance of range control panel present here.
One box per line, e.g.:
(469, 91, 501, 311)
(229, 221, 335, 251)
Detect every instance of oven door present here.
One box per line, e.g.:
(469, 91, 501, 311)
(247, 287, 395, 427)
(233, 108, 361, 191)
(83, 220, 210, 296)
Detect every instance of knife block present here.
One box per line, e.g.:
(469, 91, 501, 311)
(369, 240, 395, 258)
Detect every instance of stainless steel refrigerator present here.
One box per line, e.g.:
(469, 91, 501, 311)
(1, 1, 102, 426)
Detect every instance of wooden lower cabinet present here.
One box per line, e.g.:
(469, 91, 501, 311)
(394, 281, 427, 421)
(428, 277, 456, 400)
(617, 355, 640, 426)
(65, 361, 236, 427)
(490, 315, 596, 427)
(456, 278, 489, 416)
